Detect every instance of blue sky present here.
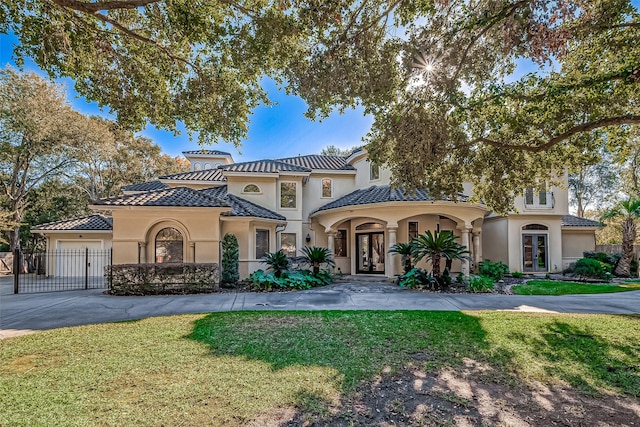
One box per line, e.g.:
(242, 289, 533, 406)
(2, 2, 638, 161)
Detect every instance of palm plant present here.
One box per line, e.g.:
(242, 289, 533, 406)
(601, 198, 640, 277)
(411, 230, 469, 278)
(389, 242, 414, 273)
(298, 246, 335, 276)
(261, 250, 290, 278)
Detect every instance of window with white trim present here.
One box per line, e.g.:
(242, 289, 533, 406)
(256, 229, 269, 259)
(243, 184, 261, 193)
(370, 163, 380, 180)
(321, 178, 332, 198)
(280, 182, 297, 208)
(280, 233, 296, 257)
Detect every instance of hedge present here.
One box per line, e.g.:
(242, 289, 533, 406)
(106, 263, 219, 295)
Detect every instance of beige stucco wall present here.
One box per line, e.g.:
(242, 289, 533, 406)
(226, 176, 278, 211)
(221, 219, 281, 279)
(301, 173, 356, 218)
(561, 229, 597, 270)
(352, 156, 392, 189)
(110, 207, 226, 265)
(482, 218, 509, 266)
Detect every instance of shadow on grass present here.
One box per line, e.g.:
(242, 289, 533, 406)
(186, 311, 640, 426)
(187, 311, 490, 390)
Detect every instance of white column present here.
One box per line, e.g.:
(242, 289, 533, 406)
(459, 226, 471, 277)
(327, 232, 335, 255)
(387, 226, 397, 278)
(472, 230, 482, 266)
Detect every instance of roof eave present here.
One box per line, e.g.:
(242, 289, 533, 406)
(31, 228, 112, 234)
(311, 200, 487, 217)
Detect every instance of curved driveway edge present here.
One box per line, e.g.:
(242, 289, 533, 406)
(1, 282, 639, 339)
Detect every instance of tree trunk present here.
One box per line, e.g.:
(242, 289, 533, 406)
(615, 218, 636, 277)
(432, 254, 441, 278)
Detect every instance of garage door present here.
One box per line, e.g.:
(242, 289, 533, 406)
(56, 241, 105, 277)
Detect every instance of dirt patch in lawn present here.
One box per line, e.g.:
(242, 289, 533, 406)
(286, 359, 640, 426)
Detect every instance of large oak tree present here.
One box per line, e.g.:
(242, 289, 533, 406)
(2, 0, 639, 212)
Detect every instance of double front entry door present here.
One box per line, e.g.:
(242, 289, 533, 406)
(356, 232, 385, 274)
(523, 234, 548, 272)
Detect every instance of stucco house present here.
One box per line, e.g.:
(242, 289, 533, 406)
(32, 148, 600, 279)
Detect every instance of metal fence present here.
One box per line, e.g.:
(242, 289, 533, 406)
(12, 248, 112, 293)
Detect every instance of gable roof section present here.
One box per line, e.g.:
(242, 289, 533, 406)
(200, 186, 285, 221)
(121, 180, 168, 192)
(314, 185, 470, 213)
(93, 186, 230, 208)
(222, 159, 311, 174)
(159, 168, 226, 182)
(561, 215, 603, 227)
(277, 154, 356, 171)
(32, 215, 113, 231)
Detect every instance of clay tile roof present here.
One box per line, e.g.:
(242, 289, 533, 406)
(200, 186, 285, 221)
(222, 159, 311, 173)
(93, 186, 230, 208)
(276, 154, 356, 171)
(182, 149, 231, 155)
(159, 169, 226, 182)
(561, 215, 603, 227)
(32, 215, 113, 231)
(121, 180, 168, 192)
(314, 185, 470, 213)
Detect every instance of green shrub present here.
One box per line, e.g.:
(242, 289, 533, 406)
(107, 263, 219, 295)
(261, 250, 290, 278)
(573, 258, 612, 281)
(247, 269, 332, 291)
(221, 234, 239, 287)
(398, 268, 428, 288)
(478, 259, 509, 281)
(583, 251, 621, 272)
(511, 271, 524, 278)
(467, 275, 494, 293)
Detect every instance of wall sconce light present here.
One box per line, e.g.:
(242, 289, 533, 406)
(305, 234, 311, 243)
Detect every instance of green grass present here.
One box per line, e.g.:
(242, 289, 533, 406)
(1, 311, 639, 426)
(513, 280, 640, 295)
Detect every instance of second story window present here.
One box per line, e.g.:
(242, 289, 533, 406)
(322, 178, 332, 198)
(280, 182, 296, 208)
(243, 184, 261, 193)
(370, 163, 380, 181)
(525, 184, 552, 208)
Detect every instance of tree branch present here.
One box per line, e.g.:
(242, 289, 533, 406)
(52, 0, 160, 13)
(472, 115, 640, 152)
(51, 0, 201, 74)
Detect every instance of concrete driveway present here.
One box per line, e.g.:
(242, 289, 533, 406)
(1, 280, 639, 339)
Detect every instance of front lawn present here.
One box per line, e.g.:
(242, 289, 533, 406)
(513, 279, 640, 295)
(1, 311, 639, 426)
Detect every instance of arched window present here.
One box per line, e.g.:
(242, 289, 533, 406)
(243, 184, 261, 193)
(204, 163, 212, 170)
(193, 162, 202, 171)
(155, 227, 183, 263)
(522, 224, 548, 230)
(356, 222, 384, 230)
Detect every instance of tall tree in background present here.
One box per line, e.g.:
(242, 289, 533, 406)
(320, 145, 360, 157)
(568, 148, 619, 217)
(2, 1, 639, 213)
(0, 68, 112, 250)
(73, 118, 185, 200)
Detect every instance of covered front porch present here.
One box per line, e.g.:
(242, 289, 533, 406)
(310, 201, 487, 279)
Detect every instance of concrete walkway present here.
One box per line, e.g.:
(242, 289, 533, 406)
(1, 280, 639, 339)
